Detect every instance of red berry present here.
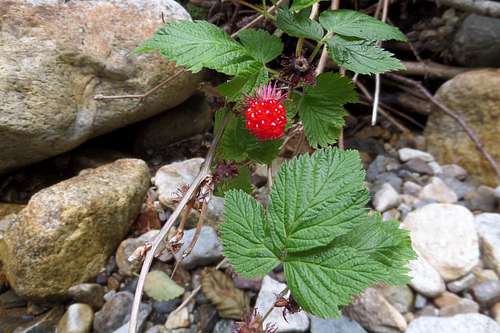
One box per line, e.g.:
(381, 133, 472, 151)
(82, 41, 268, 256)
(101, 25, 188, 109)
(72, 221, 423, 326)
(244, 83, 287, 141)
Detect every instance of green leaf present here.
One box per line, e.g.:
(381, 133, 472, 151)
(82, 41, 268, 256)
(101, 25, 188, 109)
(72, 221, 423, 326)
(267, 148, 369, 253)
(214, 165, 253, 196)
(292, 73, 357, 148)
(217, 67, 269, 102)
(135, 20, 260, 75)
(284, 246, 387, 318)
(218, 116, 281, 164)
(276, 9, 324, 41)
(332, 215, 416, 285)
(290, 0, 322, 11)
(238, 29, 284, 64)
(327, 35, 405, 74)
(319, 9, 407, 41)
(221, 190, 280, 277)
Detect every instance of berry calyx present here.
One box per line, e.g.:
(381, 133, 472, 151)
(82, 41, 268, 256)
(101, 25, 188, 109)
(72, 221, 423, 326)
(244, 83, 287, 141)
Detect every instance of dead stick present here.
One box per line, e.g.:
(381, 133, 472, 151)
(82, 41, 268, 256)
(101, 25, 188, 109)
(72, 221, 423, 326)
(128, 112, 231, 333)
(356, 81, 410, 133)
(386, 73, 500, 179)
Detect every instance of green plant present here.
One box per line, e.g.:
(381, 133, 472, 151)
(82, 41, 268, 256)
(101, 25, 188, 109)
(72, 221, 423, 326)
(136, 0, 415, 322)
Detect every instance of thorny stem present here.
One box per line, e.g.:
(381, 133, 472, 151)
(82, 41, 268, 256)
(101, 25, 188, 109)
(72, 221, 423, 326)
(128, 112, 231, 333)
(231, 0, 286, 37)
(308, 41, 323, 63)
(315, 0, 340, 75)
(261, 286, 290, 323)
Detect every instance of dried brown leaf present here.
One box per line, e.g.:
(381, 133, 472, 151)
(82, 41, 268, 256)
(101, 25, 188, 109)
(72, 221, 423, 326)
(201, 268, 250, 320)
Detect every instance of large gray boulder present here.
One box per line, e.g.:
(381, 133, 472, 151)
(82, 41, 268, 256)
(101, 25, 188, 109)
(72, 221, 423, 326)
(0, 0, 200, 173)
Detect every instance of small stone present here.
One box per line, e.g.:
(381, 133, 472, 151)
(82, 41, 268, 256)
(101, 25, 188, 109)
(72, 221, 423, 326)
(440, 298, 479, 316)
(403, 203, 479, 281)
(367, 156, 401, 182)
(406, 314, 500, 333)
(439, 176, 476, 200)
(174, 226, 223, 269)
(408, 255, 446, 297)
(447, 274, 477, 293)
(145, 326, 168, 333)
(373, 183, 401, 212)
(213, 319, 236, 333)
(379, 285, 414, 314)
(0, 289, 27, 308)
(475, 213, 500, 274)
(109, 302, 152, 333)
(372, 173, 403, 193)
(68, 283, 105, 310)
(414, 294, 427, 310)
(165, 307, 190, 329)
(398, 148, 434, 162)
(474, 269, 499, 284)
(255, 276, 309, 332)
(344, 288, 407, 333)
(153, 298, 182, 314)
(415, 305, 439, 317)
(428, 161, 443, 175)
(404, 158, 434, 175)
(93, 291, 133, 333)
(403, 181, 423, 196)
(116, 230, 161, 276)
(471, 280, 500, 307)
(310, 316, 367, 333)
(382, 209, 400, 222)
(56, 303, 93, 333)
(12, 306, 65, 333)
(434, 292, 461, 308)
(442, 165, 468, 180)
(418, 177, 458, 204)
(491, 303, 500, 325)
(465, 186, 498, 212)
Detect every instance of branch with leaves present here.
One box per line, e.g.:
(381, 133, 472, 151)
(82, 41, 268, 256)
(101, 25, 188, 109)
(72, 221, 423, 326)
(120, 1, 418, 332)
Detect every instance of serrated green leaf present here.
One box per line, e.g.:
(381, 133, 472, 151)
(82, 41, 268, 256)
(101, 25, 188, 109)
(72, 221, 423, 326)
(214, 165, 253, 196)
(221, 190, 280, 278)
(239, 29, 284, 64)
(290, 0, 323, 11)
(217, 67, 269, 102)
(218, 116, 281, 164)
(319, 9, 407, 41)
(276, 9, 324, 41)
(326, 35, 405, 74)
(136, 20, 260, 75)
(292, 73, 357, 148)
(332, 215, 416, 284)
(268, 148, 369, 253)
(284, 246, 387, 318)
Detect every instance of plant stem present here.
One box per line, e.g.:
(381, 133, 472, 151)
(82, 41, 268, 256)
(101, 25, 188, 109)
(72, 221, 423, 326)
(308, 41, 323, 63)
(128, 112, 231, 333)
(295, 38, 305, 57)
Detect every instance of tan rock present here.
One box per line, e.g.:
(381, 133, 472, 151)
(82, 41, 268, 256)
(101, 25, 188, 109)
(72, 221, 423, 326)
(344, 288, 407, 333)
(0, 0, 200, 173)
(0, 159, 150, 299)
(425, 69, 500, 186)
(0, 204, 25, 220)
